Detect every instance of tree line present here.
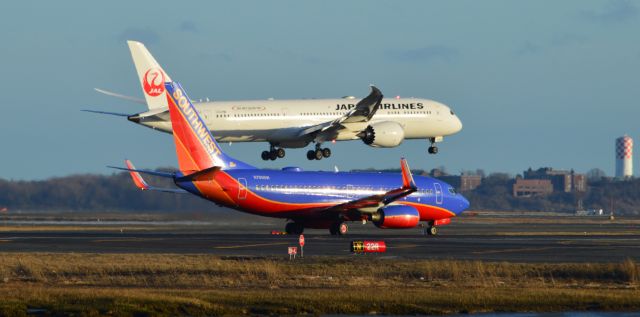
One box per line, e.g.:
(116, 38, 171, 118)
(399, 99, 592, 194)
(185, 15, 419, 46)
(0, 170, 638, 215)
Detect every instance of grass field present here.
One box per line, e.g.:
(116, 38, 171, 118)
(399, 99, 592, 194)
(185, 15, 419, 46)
(0, 253, 638, 316)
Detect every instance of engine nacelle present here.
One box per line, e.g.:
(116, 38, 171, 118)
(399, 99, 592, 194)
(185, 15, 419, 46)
(372, 205, 420, 229)
(360, 121, 405, 148)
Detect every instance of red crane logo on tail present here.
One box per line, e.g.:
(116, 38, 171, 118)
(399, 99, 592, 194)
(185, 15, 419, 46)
(143, 68, 165, 97)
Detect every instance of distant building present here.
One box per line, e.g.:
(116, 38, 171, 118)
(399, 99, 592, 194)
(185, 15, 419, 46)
(523, 167, 586, 193)
(615, 135, 633, 179)
(439, 175, 482, 192)
(513, 178, 553, 197)
(429, 168, 447, 178)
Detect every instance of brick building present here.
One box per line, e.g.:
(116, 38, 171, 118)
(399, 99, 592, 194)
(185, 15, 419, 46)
(523, 167, 586, 193)
(513, 179, 554, 197)
(439, 175, 482, 192)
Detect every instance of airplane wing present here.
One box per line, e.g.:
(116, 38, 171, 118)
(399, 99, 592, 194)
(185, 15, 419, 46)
(298, 86, 383, 143)
(325, 158, 417, 213)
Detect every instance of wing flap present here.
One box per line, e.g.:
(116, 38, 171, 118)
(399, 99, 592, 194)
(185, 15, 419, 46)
(324, 158, 417, 213)
(297, 86, 384, 142)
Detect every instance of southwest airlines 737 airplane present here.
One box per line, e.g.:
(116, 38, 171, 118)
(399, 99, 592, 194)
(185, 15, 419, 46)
(111, 80, 469, 235)
(89, 41, 463, 161)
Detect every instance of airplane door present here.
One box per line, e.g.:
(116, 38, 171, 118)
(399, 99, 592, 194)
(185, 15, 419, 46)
(238, 178, 247, 200)
(434, 183, 443, 205)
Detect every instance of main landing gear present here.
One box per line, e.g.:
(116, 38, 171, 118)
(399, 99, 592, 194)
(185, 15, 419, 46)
(285, 222, 304, 235)
(428, 137, 439, 155)
(261, 145, 286, 161)
(329, 221, 348, 235)
(307, 144, 331, 160)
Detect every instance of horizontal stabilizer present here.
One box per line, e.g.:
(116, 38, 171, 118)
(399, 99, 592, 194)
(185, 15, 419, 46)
(107, 164, 175, 178)
(82, 109, 131, 117)
(94, 88, 146, 105)
(113, 160, 187, 194)
(176, 166, 222, 181)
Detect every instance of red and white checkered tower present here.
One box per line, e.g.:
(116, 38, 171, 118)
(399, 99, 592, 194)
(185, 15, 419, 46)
(615, 135, 633, 178)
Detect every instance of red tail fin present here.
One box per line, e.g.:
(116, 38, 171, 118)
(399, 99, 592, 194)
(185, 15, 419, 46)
(164, 81, 253, 174)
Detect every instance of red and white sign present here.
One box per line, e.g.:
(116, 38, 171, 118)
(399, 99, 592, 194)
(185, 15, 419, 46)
(288, 247, 298, 255)
(351, 240, 387, 253)
(143, 68, 165, 97)
(299, 234, 305, 247)
(363, 241, 387, 252)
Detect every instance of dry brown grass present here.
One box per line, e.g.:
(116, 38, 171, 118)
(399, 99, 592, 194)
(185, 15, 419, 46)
(0, 253, 638, 316)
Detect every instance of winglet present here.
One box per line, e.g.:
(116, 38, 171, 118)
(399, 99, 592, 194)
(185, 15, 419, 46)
(400, 158, 417, 190)
(125, 160, 149, 190)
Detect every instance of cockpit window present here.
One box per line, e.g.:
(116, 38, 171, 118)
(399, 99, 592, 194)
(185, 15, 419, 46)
(448, 187, 457, 195)
(450, 110, 455, 115)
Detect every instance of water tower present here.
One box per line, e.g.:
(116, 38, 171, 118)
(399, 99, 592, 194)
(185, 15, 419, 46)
(615, 135, 633, 179)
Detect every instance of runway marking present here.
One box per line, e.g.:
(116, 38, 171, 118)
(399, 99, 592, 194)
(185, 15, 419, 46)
(496, 231, 640, 236)
(472, 247, 553, 255)
(0, 239, 11, 243)
(92, 238, 166, 243)
(388, 244, 420, 249)
(214, 242, 288, 249)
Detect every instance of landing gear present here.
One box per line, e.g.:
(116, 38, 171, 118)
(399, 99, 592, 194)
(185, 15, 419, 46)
(285, 222, 304, 235)
(262, 145, 286, 161)
(423, 226, 437, 236)
(329, 221, 348, 235)
(428, 137, 440, 155)
(307, 144, 332, 160)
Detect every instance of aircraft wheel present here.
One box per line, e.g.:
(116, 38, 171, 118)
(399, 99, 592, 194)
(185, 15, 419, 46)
(306, 150, 316, 160)
(428, 146, 438, 154)
(285, 222, 295, 234)
(269, 151, 278, 160)
(276, 148, 286, 158)
(322, 148, 331, 158)
(285, 222, 304, 235)
(261, 151, 270, 160)
(427, 226, 437, 236)
(338, 222, 348, 235)
(314, 149, 324, 160)
(330, 221, 348, 235)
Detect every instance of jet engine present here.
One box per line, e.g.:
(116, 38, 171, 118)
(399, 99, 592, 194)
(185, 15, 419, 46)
(372, 205, 420, 229)
(359, 121, 405, 148)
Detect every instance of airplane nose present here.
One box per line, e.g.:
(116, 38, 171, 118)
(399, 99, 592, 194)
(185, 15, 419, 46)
(452, 116, 463, 134)
(458, 195, 470, 214)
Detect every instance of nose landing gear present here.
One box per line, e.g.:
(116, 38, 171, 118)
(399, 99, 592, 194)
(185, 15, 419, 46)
(428, 137, 440, 155)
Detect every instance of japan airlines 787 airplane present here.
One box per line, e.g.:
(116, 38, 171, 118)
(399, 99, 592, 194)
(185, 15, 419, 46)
(88, 41, 463, 161)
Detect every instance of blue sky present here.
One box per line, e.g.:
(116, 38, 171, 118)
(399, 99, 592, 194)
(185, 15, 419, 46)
(1, 1, 639, 180)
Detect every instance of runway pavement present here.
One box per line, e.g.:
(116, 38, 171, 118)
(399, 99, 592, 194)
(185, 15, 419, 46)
(1, 216, 639, 262)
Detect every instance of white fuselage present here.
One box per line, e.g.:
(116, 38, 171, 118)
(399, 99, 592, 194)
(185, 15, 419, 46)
(135, 97, 462, 148)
